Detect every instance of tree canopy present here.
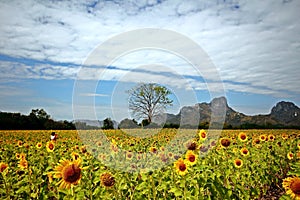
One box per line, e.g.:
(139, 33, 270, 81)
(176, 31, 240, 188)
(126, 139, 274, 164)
(128, 83, 173, 123)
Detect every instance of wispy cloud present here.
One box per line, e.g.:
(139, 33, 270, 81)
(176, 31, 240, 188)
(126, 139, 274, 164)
(0, 0, 300, 99)
(80, 93, 109, 97)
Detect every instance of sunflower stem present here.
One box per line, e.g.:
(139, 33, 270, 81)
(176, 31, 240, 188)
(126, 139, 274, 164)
(150, 175, 157, 200)
(1, 173, 10, 199)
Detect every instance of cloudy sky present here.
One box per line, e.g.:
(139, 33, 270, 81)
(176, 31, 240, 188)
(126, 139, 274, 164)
(0, 0, 299, 121)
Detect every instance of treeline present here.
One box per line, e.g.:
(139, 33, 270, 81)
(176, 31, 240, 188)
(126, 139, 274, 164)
(1, 109, 299, 130)
(0, 109, 75, 130)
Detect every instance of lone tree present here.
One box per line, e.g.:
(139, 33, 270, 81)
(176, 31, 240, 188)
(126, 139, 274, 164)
(128, 83, 173, 124)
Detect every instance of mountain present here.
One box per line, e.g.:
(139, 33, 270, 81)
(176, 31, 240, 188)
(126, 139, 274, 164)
(153, 97, 300, 128)
(73, 97, 300, 129)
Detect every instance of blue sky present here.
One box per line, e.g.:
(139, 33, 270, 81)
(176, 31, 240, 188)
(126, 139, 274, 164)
(0, 0, 300, 122)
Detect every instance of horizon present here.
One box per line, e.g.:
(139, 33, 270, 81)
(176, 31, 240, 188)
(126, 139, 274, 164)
(0, 1, 300, 122)
(1, 96, 299, 122)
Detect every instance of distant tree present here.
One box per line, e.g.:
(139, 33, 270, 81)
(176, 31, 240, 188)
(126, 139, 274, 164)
(128, 83, 173, 124)
(30, 109, 51, 120)
(102, 118, 114, 129)
(141, 119, 150, 127)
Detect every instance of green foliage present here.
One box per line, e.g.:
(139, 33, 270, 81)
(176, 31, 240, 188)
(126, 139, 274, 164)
(128, 83, 173, 123)
(102, 118, 115, 130)
(0, 109, 75, 130)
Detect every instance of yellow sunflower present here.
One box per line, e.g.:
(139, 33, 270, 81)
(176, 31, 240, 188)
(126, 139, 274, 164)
(19, 159, 28, 169)
(15, 153, 20, 159)
(126, 151, 133, 160)
(233, 158, 243, 168)
(46, 141, 55, 152)
(149, 146, 158, 154)
(36, 142, 42, 149)
(100, 172, 115, 188)
(288, 152, 294, 160)
(199, 129, 207, 141)
(71, 152, 81, 161)
(282, 133, 289, 140)
(17, 140, 22, 147)
(185, 150, 198, 166)
(283, 176, 300, 200)
(185, 141, 198, 150)
(20, 153, 26, 160)
(0, 162, 8, 173)
(259, 134, 267, 142)
(110, 144, 119, 154)
(174, 158, 188, 176)
(53, 158, 87, 189)
(240, 147, 249, 156)
(238, 132, 247, 142)
(268, 134, 275, 141)
(297, 143, 300, 150)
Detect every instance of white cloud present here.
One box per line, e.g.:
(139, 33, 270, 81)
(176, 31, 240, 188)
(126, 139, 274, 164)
(80, 93, 109, 97)
(0, 0, 300, 99)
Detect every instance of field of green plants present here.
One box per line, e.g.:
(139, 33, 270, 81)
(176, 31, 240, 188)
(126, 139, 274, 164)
(0, 129, 300, 199)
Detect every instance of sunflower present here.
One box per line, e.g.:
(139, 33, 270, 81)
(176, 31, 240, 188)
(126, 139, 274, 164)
(71, 152, 81, 161)
(110, 144, 119, 154)
(283, 176, 300, 200)
(252, 138, 260, 146)
(199, 129, 207, 141)
(174, 158, 188, 176)
(149, 147, 158, 154)
(36, 142, 42, 149)
(20, 153, 26, 160)
(126, 151, 133, 160)
(288, 152, 294, 160)
(53, 158, 86, 189)
(240, 147, 249, 156)
(46, 141, 55, 152)
(185, 141, 198, 150)
(0, 162, 8, 173)
(17, 140, 22, 147)
(238, 132, 247, 142)
(233, 158, 243, 168)
(298, 143, 300, 150)
(19, 159, 28, 169)
(15, 153, 20, 159)
(259, 134, 267, 142)
(220, 138, 231, 148)
(282, 133, 289, 140)
(80, 146, 87, 154)
(185, 150, 198, 166)
(268, 134, 275, 141)
(100, 172, 115, 188)
(160, 153, 169, 163)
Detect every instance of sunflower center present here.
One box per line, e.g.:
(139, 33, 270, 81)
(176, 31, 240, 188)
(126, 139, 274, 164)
(49, 143, 54, 150)
(291, 179, 300, 194)
(101, 173, 115, 187)
(63, 164, 81, 183)
(179, 163, 186, 171)
(243, 150, 248, 154)
(0, 164, 7, 172)
(201, 133, 206, 138)
(236, 160, 241, 166)
(189, 155, 195, 162)
(221, 139, 231, 147)
(241, 135, 246, 140)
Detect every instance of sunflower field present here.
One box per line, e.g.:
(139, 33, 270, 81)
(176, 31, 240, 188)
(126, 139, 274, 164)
(0, 129, 300, 199)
